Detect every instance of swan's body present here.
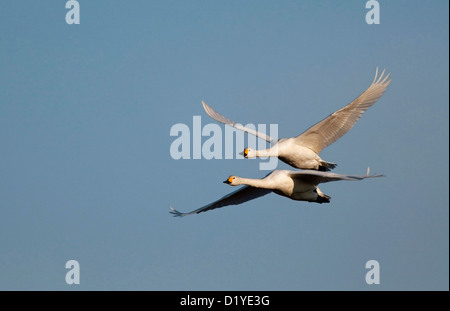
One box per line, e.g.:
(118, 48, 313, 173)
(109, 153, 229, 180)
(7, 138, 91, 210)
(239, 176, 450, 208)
(202, 68, 391, 171)
(170, 169, 384, 217)
(257, 138, 330, 170)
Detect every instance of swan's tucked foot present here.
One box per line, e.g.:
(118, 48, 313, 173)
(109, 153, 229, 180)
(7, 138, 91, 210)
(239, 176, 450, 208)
(315, 195, 331, 204)
(315, 187, 331, 203)
(318, 161, 337, 172)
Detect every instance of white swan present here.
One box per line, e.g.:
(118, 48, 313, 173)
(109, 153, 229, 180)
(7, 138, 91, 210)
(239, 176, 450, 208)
(169, 169, 384, 217)
(202, 68, 391, 171)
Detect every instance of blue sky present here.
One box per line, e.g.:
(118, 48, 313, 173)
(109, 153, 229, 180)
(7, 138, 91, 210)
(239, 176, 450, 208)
(0, 1, 448, 290)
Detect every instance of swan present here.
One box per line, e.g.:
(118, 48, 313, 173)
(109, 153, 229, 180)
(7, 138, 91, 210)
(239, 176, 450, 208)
(202, 68, 391, 171)
(169, 168, 384, 217)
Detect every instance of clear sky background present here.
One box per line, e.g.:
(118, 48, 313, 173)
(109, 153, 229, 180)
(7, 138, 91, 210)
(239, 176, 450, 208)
(0, 1, 448, 290)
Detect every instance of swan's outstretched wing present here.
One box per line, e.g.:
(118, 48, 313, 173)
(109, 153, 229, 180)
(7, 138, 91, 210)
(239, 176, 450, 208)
(289, 169, 385, 185)
(295, 68, 392, 154)
(202, 101, 273, 142)
(170, 186, 272, 217)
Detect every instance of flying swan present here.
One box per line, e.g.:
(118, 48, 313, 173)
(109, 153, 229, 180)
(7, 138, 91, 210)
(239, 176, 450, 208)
(169, 168, 384, 217)
(202, 68, 391, 171)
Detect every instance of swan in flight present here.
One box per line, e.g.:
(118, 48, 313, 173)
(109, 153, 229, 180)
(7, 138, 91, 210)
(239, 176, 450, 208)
(202, 68, 391, 171)
(169, 169, 384, 217)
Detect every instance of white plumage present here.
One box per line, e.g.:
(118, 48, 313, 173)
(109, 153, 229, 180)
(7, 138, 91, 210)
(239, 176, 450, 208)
(170, 169, 384, 217)
(202, 68, 391, 171)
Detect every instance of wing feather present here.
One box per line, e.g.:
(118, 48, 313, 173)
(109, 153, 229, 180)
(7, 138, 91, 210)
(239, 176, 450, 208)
(288, 169, 385, 185)
(202, 101, 273, 142)
(170, 186, 272, 217)
(295, 68, 392, 154)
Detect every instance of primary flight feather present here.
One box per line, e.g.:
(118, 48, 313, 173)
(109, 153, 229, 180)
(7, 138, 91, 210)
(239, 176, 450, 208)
(170, 169, 384, 217)
(202, 68, 391, 171)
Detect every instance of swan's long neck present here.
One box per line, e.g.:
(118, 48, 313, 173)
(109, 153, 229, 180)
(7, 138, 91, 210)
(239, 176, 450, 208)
(236, 177, 272, 189)
(255, 146, 278, 157)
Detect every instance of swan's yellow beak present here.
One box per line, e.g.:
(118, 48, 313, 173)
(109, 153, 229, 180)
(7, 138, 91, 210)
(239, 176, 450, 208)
(243, 148, 249, 158)
(223, 177, 233, 184)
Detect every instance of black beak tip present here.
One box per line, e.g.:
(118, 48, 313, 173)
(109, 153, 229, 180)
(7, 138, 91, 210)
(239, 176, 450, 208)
(223, 180, 231, 184)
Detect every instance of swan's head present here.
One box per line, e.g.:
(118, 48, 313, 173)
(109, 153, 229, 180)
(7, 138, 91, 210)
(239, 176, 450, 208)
(223, 175, 239, 186)
(240, 147, 255, 158)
